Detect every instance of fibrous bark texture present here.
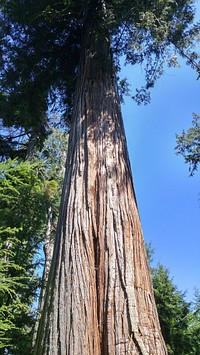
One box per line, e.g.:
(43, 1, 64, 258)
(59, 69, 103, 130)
(34, 8, 167, 355)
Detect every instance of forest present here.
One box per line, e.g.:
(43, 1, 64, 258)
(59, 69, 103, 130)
(0, 0, 200, 354)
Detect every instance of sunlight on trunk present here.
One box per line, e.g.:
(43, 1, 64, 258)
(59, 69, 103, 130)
(34, 9, 167, 355)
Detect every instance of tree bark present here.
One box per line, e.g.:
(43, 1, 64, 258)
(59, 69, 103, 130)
(32, 206, 55, 346)
(34, 4, 167, 354)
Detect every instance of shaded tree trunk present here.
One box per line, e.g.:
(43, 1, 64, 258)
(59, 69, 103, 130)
(32, 206, 55, 346)
(41, 206, 55, 308)
(34, 4, 167, 354)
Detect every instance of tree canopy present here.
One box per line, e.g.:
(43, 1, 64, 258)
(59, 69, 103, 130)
(0, 0, 199, 157)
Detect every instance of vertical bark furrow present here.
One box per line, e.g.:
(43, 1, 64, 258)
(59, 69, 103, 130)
(34, 9, 167, 354)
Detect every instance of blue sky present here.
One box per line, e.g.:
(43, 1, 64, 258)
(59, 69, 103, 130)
(121, 42, 200, 300)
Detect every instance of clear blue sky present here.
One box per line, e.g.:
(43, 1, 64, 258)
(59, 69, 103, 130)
(121, 31, 200, 301)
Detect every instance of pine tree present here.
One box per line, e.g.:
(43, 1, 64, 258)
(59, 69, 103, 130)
(0, 0, 199, 353)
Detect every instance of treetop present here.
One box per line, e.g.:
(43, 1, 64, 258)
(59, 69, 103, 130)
(0, 0, 199, 157)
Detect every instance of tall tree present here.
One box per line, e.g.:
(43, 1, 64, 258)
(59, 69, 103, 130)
(0, 0, 199, 353)
(35, 14, 167, 355)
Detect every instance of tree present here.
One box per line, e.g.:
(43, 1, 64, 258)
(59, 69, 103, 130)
(146, 243, 200, 354)
(176, 113, 200, 176)
(32, 129, 68, 344)
(0, 244, 29, 352)
(189, 289, 200, 353)
(0, 128, 68, 354)
(0, 159, 50, 354)
(152, 264, 192, 355)
(0, 0, 200, 354)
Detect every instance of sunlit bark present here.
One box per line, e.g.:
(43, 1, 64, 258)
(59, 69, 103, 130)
(34, 6, 167, 354)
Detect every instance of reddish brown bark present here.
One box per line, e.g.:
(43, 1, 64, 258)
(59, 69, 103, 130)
(34, 7, 167, 355)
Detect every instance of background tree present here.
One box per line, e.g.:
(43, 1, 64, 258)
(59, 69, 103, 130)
(33, 128, 68, 291)
(32, 129, 68, 343)
(189, 289, 200, 353)
(0, 244, 29, 352)
(176, 113, 200, 176)
(0, 159, 50, 354)
(152, 264, 192, 355)
(0, 128, 68, 354)
(0, 0, 200, 354)
(146, 243, 200, 355)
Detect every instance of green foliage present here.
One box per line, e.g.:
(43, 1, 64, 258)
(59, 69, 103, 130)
(152, 264, 192, 354)
(33, 128, 68, 222)
(145, 243, 200, 354)
(35, 128, 68, 183)
(189, 289, 200, 353)
(0, 0, 199, 156)
(0, 246, 30, 350)
(0, 129, 67, 354)
(145, 241, 155, 264)
(176, 113, 200, 175)
(0, 159, 50, 354)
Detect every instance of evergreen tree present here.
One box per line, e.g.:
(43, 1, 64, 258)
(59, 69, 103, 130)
(176, 113, 200, 176)
(0, 159, 50, 354)
(0, 0, 199, 157)
(0, 128, 68, 354)
(0, 0, 199, 353)
(32, 129, 68, 344)
(152, 264, 192, 355)
(0, 244, 29, 351)
(190, 289, 200, 353)
(146, 243, 200, 354)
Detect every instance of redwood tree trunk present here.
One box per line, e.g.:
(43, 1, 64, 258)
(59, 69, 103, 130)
(34, 5, 167, 354)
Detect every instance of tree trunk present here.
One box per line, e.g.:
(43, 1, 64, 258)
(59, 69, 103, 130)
(34, 4, 167, 354)
(41, 206, 55, 310)
(32, 206, 55, 346)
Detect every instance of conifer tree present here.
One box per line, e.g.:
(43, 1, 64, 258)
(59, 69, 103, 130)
(176, 113, 200, 175)
(0, 159, 49, 354)
(0, 0, 199, 353)
(146, 243, 200, 355)
(152, 264, 192, 355)
(0, 128, 67, 354)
